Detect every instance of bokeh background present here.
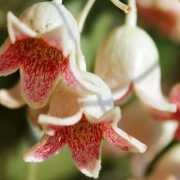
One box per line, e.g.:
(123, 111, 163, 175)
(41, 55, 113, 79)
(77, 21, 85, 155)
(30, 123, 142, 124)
(0, 0, 179, 179)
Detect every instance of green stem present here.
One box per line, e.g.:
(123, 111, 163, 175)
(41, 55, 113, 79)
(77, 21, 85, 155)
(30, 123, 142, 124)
(145, 139, 178, 177)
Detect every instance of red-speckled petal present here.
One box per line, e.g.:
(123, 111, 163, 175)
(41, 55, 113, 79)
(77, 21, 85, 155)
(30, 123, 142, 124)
(103, 123, 147, 153)
(61, 51, 99, 94)
(42, 27, 98, 94)
(175, 125, 180, 141)
(0, 39, 21, 76)
(67, 117, 103, 178)
(170, 84, 180, 119)
(23, 132, 65, 162)
(20, 38, 66, 108)
(101, 108, 147, 153)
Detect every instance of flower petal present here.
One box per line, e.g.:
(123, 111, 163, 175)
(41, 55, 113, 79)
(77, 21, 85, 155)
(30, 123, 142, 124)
(23, 132, 65, 162)
(0, 80, 25, 108)
(113, 84, 133, 105)
(104, 124, 147, 153)
(28, 105, 49, 129)
(0, 39, 21, 76)
(41, 26, 75, 57)
(7, 12, 37, 43)
(42, 27, 98, 94)
(49, 83, 82, 118)
(170, 84, 180, 119)
(67, 117, 103, 178)
(174, 124, 180, 141)
(39, 110, 83, 130)
(134, 65, 176, 116)
(102, 108, 147, 153)
(79, 72, 114, 120)
(20, 38, 66, 108)
(61, 51, 99, 95)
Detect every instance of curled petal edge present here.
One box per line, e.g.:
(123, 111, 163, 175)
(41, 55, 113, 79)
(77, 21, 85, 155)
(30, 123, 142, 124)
(0, 81, 25, 108)
(7, 12, 37, 43)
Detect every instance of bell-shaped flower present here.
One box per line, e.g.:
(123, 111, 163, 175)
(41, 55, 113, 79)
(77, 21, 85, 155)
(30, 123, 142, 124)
(23, 72, 147, 178)
(95, 0, 176, 118)
(137, 0, 180, 41)
(0, 0, 98, 109)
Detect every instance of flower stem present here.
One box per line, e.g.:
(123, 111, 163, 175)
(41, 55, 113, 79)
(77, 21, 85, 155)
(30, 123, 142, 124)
(125, 0, 137, 27)
(144, 139, 178, 177)
(76, 0, 96, 33)
(110, 0, 131, 13)
(27, 163, 37, 180)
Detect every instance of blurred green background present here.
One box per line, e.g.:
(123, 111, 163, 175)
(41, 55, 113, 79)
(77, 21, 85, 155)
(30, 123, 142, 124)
(0, 0, 179, 179)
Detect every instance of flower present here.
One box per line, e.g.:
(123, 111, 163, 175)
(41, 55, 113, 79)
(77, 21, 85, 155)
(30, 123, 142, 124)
(137, 0, 180, 41)
(24, 111, 146, 179)
(24, 72, 146, 178)
(95, 0, 176, 117)
(0, 0, 97, 109)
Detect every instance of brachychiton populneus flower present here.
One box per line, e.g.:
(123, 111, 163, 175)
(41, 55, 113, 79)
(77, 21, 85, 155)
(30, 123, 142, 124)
(0, 0, 98, 109)
(95, 0, 176, 117)
(24, 72, 147, 178)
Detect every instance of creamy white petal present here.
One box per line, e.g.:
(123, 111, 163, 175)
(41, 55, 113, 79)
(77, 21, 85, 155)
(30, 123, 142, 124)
(0, 81, 25, 108)
(7, 12, 37, 43)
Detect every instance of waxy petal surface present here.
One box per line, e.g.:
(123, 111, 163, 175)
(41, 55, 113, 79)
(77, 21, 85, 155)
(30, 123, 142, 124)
(134, 66, 176, 115)
(170, 84, 180, 119)
(7, 12, 37, 43)
(0, 80, 25, 108)
(24, 133, 66, 162)
(67, 118, 102, 178)
(79, 72, 114, 120)
(0, 40, 21, 76)
(20, 38, 66, 108)
(25, 108, 146, 178)
(103, 124, 146, 153)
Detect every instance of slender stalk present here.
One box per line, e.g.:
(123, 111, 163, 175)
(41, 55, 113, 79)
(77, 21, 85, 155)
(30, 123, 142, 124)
(125, 0, 137, 27)
(53, 0, 62, 4)
(110, 0, 131, 13)
(145, 139, 178, 177)
(76, 0, 96, 33)
(27, 163, 37, 180)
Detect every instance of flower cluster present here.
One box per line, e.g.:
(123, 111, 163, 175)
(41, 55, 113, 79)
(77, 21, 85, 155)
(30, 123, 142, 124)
(0, 0, 179, 179)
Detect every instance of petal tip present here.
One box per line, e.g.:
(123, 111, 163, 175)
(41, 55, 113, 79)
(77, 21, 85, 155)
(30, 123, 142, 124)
(23, 153, 42, 163)
(80, 160, 101, 179)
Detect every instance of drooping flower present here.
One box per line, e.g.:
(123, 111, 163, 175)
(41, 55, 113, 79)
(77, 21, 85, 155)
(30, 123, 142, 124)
(0, 0, 98, 109)
(24, 72, 147, 178)
(95, 0, 176, 118)
(137, 0, 180, 41)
